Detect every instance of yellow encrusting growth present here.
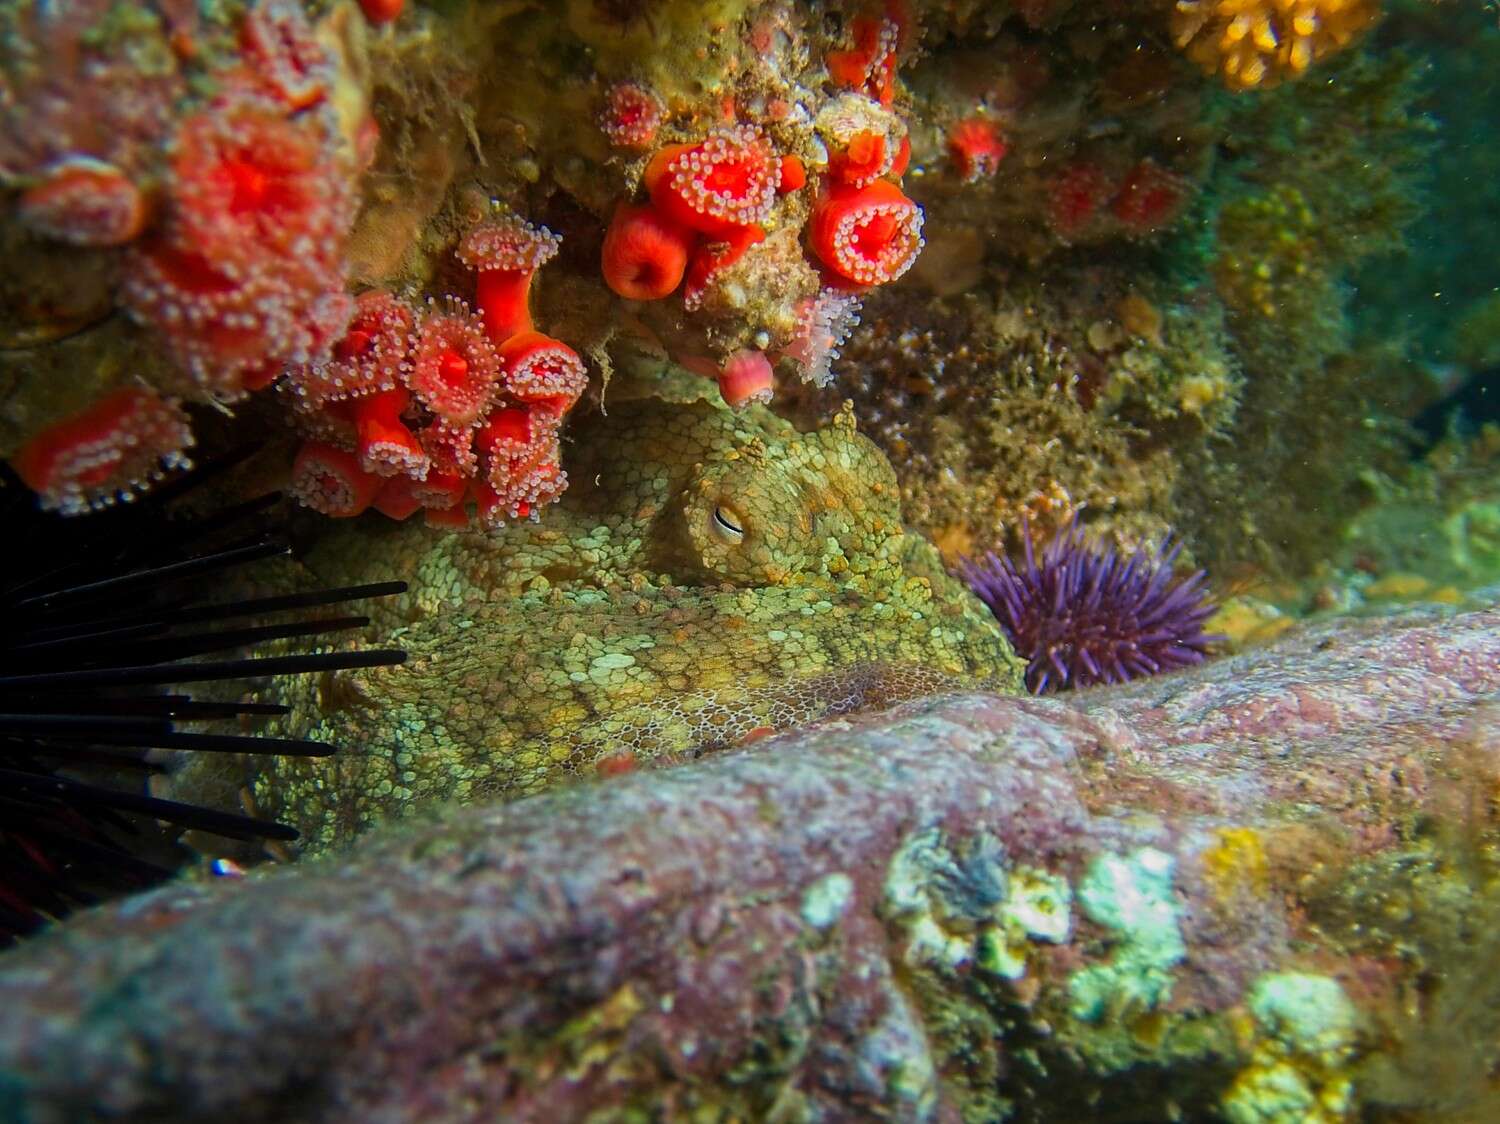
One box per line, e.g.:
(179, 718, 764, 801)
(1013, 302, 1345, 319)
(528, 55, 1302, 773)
(1171, 0, 1381, 91)
(1212, 185, 1324, 321)
(1202, 827, 1270, 905)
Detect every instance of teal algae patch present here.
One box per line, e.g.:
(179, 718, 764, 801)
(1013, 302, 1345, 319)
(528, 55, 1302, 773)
(1067, 847, 1186, 1022)
(800, 872, 855, 931)
(1222, 972, 1362, 1124)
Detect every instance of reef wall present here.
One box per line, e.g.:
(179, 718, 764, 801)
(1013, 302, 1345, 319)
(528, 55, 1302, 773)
(0, 0, 1452, 577)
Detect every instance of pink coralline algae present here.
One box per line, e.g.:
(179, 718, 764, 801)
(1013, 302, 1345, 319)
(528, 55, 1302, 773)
(3, 605, 1495, 1121)
(287, 217, 585, 529)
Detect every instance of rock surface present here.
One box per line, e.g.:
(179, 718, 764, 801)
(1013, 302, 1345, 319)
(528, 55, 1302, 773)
(3, 602, 1498, 1123)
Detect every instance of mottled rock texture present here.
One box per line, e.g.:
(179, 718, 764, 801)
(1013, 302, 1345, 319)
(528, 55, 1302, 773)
(3, 602, 1498, 1123)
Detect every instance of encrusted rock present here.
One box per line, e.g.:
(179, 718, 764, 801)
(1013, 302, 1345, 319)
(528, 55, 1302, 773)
(3, 602, 1497, 1121)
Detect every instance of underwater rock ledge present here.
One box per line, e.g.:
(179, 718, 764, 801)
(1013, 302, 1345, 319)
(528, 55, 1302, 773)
(2, 602, 1498, 1123)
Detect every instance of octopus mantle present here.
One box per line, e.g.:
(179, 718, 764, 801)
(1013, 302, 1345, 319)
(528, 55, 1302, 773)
(171, 388, 1023, 853)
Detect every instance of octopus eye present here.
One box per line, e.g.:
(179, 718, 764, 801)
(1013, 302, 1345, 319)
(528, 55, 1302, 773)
(711, 504, 745, 544)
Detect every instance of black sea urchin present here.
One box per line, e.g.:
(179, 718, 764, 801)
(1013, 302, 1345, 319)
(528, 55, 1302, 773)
(0, 456, 406, 945)
(959, 524, 1218, 695)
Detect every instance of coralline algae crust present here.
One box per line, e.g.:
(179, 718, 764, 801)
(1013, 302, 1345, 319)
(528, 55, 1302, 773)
(881, 827, 1074, 983)
(1068, 847, 1187, 1022)
(800, 872, 855, 931)
(1223, 972, 1362, 1124)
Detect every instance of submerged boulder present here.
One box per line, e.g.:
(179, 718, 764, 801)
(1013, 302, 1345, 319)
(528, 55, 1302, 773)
(2, 601, 1498, 1122)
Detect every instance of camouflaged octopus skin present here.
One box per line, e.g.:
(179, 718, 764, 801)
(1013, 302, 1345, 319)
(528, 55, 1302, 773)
(193, 390, 1025, 854)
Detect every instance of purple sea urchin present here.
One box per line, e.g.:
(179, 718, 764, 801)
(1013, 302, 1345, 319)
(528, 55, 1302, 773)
(959, 524, 1218, 694)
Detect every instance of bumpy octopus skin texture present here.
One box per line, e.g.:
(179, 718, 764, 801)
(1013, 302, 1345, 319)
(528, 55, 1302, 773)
(176, 389, 1024, 854)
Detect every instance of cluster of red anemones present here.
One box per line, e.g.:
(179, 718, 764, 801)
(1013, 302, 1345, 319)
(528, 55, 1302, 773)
(1048, 158, 1189, 240)
(8, 1, 364, 516)
(773, 9, 923, 393)
(599, 112, 921, 407)
(1, 0, 192, 245)
(121, 1, 357, 404)
(807, 170, 923, 291)
(609, 120, 919, 300)
(808, 46, 923, 294)
(596, 4, 927, 406)
(775, 137, 919, 392)
(602, 123, 791, 311)
(285, 218, 587, 530)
